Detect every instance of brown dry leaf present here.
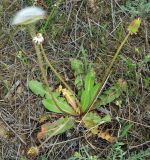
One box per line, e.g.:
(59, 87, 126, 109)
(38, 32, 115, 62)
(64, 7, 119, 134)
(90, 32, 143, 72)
(37, 117, 75, 140)
(16, 85, 24, 95)
(57, 85, 79, 113)
(87, 125, 116, 143)
(39, 114, 59, 123)
(97, 129, 117, 143)
(84, 119, 116, 143)
(62, 88, 77, 110)
(83, 112, 116, 143)
(57, 85, 63, 93)
(37, 123, 49, 140)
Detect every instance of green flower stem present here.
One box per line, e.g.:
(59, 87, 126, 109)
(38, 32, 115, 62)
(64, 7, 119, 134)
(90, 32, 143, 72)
(34, 45, 70, 115)
(40, 44, 82, 114)
(40, 44, 73, 95)
(88, 32, 131, 111)
(28, 25, 74, 115)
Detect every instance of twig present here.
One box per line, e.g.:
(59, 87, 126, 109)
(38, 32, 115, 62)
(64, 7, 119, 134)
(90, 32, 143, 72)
(111, 0, 116, 31)
(118, 117, 150, 128)
(0, 113, 26, 145)
(129, 141, 150, 150)
(4, 80, 20, 99)
(45, 136, 84, 147)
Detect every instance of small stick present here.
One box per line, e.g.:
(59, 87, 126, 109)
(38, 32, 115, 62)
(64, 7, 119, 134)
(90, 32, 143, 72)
(129, 141, 150, 150)
(0, 113, 26, 145)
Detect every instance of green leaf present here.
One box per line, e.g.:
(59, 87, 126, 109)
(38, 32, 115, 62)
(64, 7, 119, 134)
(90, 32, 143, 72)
(37, 117, 75, 140)
(120, 123, 132, 137)
(42, 98, 62, 113)
(80, 71, 101, 112)
(45, 91, 60, 99)
(84, 71, 95, 91)
(42, 95, 76, 115)
(128, 18, 141, 34)
(28, 80, 76, 115)
(80, 89, 91, 112)
(71, 59, 85, 93)
(96, 79, 127, 107)
(144, 76, 150, 88)
(90, 83, 101, 104)
(75, 75, 83, 92)
(81, 71, 96, 112)
(70, 59, 84, 75)
(28, 80, 47, 97)
(83, 112, 111, 125)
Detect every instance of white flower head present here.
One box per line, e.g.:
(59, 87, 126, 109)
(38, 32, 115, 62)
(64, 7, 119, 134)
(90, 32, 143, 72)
(33, 33, 44, 44)
(12, 6, 46, 25)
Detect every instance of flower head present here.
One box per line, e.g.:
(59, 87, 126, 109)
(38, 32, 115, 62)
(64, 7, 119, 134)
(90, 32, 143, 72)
(12, 6, 46, 25)
(33, 33, 44, 44)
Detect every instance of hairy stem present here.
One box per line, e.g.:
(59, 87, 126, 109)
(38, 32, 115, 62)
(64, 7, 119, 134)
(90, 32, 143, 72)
(28, 25, 75, 115)
(40, 44, 73, 94)
(40, 44, 82, 114)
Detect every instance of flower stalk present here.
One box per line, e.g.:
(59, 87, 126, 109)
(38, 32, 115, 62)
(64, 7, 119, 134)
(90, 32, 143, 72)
(40, 44, 82, 114)
(88, 32, 130, 111)
(87, 18, 141, 112)
(29, 25, 76, 115)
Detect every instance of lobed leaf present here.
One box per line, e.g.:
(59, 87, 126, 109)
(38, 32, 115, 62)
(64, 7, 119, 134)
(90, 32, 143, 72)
(71, 59, 85, 93)
(75, 75, 83, 93)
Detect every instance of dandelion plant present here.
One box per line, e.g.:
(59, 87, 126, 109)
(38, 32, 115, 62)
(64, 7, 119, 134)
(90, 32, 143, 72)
(12, 7, 141, 157)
